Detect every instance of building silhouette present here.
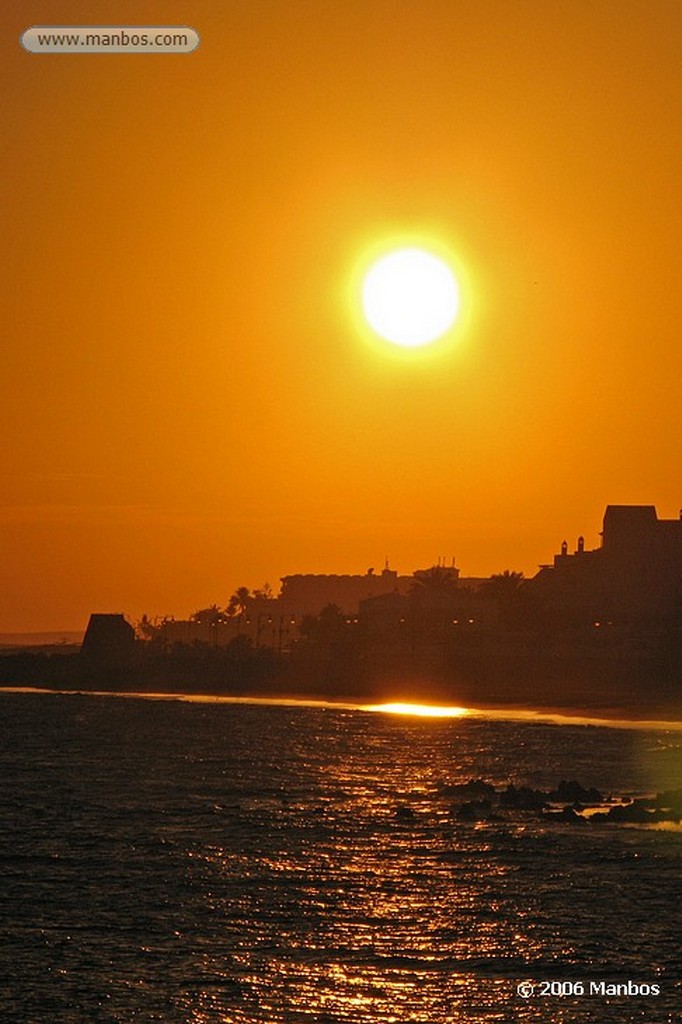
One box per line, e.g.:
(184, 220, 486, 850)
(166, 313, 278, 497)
(278, 565, 412, 616)
(81, 614, 136, 659)
(526, 505, 682, 629)
(119, 504, 682, 657)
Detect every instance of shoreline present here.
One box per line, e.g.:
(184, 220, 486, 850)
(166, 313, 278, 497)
(2, 685, 681, 731)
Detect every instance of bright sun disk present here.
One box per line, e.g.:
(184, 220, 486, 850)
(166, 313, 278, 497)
(361, 247, 460, 347)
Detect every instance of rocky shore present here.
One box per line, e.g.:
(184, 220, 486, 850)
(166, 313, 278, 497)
(436, 777, 682, 826)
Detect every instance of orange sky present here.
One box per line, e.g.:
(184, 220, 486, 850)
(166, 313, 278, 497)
(2, 1, 682, 631)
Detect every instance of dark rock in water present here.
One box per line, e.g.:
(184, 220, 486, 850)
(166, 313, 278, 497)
(500, 784, 549, 811)
(456, 799, 492, 821)
(395, 804, 416, 822)
(550, 780, 603, 804)
(442, 779, 496, 801)
(542, 806, 586, 824)
(592, 800, 670, 824)
(559, 806, 586, 823)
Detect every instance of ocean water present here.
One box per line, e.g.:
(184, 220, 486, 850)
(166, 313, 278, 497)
(0, 691, 680, 1023)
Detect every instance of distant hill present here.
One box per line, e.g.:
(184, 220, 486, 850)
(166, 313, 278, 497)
(0, 631, 83, 648)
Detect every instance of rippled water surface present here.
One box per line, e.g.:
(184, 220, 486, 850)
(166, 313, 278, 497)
(0, 691, 680, 1023)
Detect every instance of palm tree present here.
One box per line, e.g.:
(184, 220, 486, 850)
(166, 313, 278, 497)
(410, 565, 460, 596)
(227, 586, 252, 617)
(482, 570, 525, 599)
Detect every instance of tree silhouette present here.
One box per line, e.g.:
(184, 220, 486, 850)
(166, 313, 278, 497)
(227, 587, 252, 617)
(481, 570, 525, 599)
(299, 604, 347, 643)
(409, 565, 459, 597)
(134, 614, 171, 640)
(480, 571, 525, 628)
(189, 604, 228, 625)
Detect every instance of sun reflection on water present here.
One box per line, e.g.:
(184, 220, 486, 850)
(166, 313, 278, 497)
(177, 710, 564, 1024)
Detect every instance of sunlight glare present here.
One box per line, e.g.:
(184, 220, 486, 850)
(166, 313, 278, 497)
(363, 702, 469, 718)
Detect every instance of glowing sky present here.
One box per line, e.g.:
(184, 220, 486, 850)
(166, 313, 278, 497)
(2, 1, 681, 630)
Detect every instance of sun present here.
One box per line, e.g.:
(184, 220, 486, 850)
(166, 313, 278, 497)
(361, 247, 460, 348)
